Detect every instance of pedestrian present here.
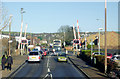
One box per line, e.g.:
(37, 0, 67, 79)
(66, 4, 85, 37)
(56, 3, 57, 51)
(7, 55, 13, 71)
(1, 55, 7, 70)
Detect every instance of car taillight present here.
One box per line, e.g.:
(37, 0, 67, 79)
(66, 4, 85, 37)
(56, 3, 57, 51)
(38, 56, 40, 59)
(28, 57, 29, 59)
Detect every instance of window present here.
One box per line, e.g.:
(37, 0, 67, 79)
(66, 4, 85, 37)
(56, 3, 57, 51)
(29, 52, 38, 55)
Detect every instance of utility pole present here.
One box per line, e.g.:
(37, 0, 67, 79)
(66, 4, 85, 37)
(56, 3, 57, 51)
(105, 0, 107, 74)
(9, 15, 13, 56)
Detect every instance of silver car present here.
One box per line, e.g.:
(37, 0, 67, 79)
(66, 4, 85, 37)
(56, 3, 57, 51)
(28, 51, 42, 63)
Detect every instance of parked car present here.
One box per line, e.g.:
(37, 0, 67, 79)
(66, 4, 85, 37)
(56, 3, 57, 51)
(28, 51, 42, 63)
(110, 55, 120, 67)
(57, 52, 67, 62)
(92, 52, 104, 56)
(107, 53, 113, 59)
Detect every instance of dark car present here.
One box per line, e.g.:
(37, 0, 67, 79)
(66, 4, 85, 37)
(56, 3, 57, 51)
(39, 50, 44, 59)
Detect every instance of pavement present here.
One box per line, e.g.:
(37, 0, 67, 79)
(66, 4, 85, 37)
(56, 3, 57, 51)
(1, 55, 27, 78)
(68, 55, 109, 79)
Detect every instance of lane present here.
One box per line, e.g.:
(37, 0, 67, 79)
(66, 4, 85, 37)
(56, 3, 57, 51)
(13, 56, 48, 78)
(49, 54, 86, 78)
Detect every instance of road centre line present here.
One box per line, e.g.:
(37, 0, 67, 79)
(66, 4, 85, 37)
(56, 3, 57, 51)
(48, 68, 50, 72)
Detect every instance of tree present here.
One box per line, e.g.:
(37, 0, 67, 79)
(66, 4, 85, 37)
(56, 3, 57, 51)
(58, 25, 74, 45)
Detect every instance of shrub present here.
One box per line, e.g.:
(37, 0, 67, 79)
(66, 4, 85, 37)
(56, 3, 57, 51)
(80, 50, 118, 73)
(107, 59, 118, 73)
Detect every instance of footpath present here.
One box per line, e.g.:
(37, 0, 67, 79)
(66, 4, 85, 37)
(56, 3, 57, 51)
(68, 55, 108, 79)
(1, 55, 27, 78)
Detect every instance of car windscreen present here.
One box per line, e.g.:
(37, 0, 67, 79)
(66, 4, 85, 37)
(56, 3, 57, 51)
(29, 52, 38, 55)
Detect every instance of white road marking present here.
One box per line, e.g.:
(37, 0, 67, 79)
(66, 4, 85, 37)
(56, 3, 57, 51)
(48, 68, 50, 72)
(44, 54, 52, 79)
(50, 74, 53, 79)
(47, 56, 49, 67)
(43, 74, 48, 79)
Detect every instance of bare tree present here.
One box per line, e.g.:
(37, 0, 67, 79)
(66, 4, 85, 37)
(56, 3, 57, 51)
(58, 25, 74, 45)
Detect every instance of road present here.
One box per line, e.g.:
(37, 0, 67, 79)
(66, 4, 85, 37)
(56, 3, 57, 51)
(11, 53, 87, 79)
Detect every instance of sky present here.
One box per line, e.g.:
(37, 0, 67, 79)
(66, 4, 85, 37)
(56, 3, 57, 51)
(1, 1, 119, 33)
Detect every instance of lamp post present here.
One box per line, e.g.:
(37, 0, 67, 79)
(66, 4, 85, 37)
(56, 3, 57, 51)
(18, 8, 25, 55)
(98, 28, 103, 55)
(96, 19, 104, 49)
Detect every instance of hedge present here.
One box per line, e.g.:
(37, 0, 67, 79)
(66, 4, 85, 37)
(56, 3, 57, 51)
(80, 50, 118, 73)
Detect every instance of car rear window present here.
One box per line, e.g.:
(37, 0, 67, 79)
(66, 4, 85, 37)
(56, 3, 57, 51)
(58, 53, 66, 56)
(29, 52, 38, 55)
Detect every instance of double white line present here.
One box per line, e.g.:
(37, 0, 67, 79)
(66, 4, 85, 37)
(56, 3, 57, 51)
(43, 55, 52, 79)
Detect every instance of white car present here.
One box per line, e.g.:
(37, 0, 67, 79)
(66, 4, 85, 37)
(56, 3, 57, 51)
(28, 51, 42, 63)
(92, 52, 104, 56)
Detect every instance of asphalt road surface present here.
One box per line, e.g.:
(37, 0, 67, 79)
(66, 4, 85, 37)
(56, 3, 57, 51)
(12, 53, 87, 79)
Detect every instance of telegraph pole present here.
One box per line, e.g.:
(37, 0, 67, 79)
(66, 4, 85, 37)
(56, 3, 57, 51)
(105, 0, 107, 74)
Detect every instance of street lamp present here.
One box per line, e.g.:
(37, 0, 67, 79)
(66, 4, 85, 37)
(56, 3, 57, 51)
(98, 28, 103, 55)
(18, 8, 26, 55)
(96, 19, 104, 49)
